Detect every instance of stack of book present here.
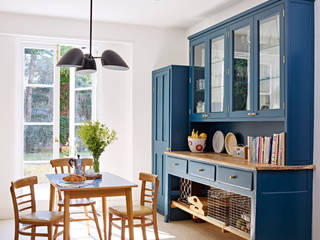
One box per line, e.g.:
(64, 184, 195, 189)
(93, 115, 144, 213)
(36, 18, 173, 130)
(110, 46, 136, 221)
(247, 132, 286, 165)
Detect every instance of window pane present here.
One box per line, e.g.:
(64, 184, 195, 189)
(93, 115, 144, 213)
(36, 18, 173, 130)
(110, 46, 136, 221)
(75, 90, 92, 123)
(24, 48, 54, 85)
(60, 67, 70, 157)
(75, 74, 93, 88)
(75, 126, 91, 157)
(24, 87, 53, 122)
(24, 125, 53, 161)
(193, 43, 205, 113)
(233, 25, 251, 111)
(211, 35, 224, 112)
(24, 163, 51, 183)
(259, 14, 280, 110)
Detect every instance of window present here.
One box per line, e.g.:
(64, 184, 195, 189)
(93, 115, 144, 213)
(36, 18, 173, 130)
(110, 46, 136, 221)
(22, 43, 96, 182)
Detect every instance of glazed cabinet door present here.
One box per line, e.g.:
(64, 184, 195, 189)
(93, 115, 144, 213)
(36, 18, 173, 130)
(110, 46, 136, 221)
(207, 28, 229, 119)
(190, 38, 208, 121)
(152, 69, 171, 214)
(253, 5, 285, 118)
(229, 18, 254, 118)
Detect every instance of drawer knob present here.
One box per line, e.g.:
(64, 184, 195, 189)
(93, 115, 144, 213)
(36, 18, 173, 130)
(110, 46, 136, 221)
(197, 168, 205, 172)
(173, 163, 179, 166)
(229, 175, 237, 179)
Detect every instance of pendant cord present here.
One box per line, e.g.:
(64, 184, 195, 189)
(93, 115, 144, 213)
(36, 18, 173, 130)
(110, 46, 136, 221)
(89, 0, 93, 58)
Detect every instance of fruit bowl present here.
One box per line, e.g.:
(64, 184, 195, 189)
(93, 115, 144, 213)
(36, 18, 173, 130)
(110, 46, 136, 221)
(188, 137, 206, 152)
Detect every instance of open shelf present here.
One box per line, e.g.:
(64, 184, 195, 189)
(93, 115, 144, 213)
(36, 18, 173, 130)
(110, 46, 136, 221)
(171, 200, 250, 240)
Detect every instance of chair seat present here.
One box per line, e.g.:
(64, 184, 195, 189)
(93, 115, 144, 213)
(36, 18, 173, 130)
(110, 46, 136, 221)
(20, 211, 63, 224)
(58, 198, 96, 207)
(109, 205, 153, 217)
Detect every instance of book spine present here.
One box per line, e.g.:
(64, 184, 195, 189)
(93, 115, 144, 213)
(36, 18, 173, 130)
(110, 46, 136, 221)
(248, 136, 252, 162)
(271, 134, 277, 165)
(275, 134, 280, 165)
(268, 137, 273, 164)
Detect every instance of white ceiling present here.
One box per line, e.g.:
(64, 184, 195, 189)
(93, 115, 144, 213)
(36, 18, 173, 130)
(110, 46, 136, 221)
(0, 0, 242, 28)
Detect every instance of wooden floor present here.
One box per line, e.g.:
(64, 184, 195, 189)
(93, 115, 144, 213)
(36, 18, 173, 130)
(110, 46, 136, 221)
(0, 213, 242, 240)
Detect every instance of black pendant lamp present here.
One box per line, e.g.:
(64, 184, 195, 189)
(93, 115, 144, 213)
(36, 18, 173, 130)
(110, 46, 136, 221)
(57, 0, 129, 73)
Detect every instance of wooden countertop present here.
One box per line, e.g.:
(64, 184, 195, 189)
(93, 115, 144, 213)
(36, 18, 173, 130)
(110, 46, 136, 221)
(165, 151, 315, 171)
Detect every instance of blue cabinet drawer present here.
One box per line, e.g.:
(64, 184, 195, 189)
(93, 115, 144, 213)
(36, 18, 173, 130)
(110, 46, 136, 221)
(217, 166, 253, 190)
(167, 157, 187, 174)
(189, 161, 215, 181)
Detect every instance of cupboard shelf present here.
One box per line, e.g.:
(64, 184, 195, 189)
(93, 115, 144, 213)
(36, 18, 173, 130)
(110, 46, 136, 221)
(171, 200, 250, 240)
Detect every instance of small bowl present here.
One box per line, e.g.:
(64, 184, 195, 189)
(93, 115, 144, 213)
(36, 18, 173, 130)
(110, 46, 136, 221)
(188, 137, 206, 152)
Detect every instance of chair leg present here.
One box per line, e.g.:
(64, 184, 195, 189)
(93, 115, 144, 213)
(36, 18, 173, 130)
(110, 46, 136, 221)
(54, 206, 62, 237)
(84, 205, 91, 235)
(14, 222, 19, 240)
(153, 213, 159, 240)
(121, 218, 126, 240)
(141, 218, 147, 240)
(31, 225, 36, 240)
(48, 224, 53, 240)
(91, 204, 103, 240)
(108, 213, 113, 240)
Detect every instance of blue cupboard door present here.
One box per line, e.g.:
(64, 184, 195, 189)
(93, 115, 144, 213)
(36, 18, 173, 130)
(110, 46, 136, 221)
(189, 37, 208, 121)
(207, 27, 229, 119)
(253, 5, 285, 118)
(152, 69, 171, 214)
(229, 17, 255, 118)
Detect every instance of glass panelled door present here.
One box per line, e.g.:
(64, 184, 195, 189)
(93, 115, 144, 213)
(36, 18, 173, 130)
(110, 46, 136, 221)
(255, 6, 284, 117)
(23, 46, 59, 182)
(208, 29, 227, 118)
(192, 42, 206, 115)
(230, 19, 253, 117)
(259, 14, 280, 110)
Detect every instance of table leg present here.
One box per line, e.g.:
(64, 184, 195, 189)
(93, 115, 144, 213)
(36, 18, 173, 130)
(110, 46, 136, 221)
(49, 183, 55, 211)
(64, 193, 70, 240)
(102, 197, 107, 240)
(125, 188, 134, 240)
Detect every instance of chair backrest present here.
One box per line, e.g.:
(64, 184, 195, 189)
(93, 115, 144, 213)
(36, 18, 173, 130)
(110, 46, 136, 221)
(139, 172, 159, 212)
(10, 176, 38, 222)
(50, 157, 93, 174)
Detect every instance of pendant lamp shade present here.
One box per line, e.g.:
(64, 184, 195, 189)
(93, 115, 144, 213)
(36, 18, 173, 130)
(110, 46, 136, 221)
(101, 50, 129, 71)
(76, 54, 97, 74)
(56, 0, 129, 72)
(57, 48, 84, 67)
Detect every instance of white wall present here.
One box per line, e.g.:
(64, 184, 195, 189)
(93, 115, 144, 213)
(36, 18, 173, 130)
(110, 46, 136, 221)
(0, 12, 188, 219)
(186, 0, 266, 36)
(313, 1, 319, 239)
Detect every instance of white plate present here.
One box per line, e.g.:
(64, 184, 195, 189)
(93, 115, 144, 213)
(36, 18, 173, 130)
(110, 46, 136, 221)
(212, 130, 225, 153)
(225, 132, 238, 155)
(64, 180, 85, 184)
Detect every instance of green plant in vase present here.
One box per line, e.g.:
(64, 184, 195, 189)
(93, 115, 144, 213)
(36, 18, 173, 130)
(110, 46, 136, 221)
(77, 120, 117, 173)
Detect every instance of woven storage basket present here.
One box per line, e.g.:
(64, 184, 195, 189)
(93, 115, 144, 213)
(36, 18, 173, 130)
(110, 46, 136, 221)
(229, 194, 251, 234)
(207, 187, 236, 225)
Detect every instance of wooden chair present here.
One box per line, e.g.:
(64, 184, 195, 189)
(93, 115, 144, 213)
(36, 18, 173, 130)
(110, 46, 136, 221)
(50, 158, 102, 240)
(10, 176, 64, 240)
(108, 172, 160, 240)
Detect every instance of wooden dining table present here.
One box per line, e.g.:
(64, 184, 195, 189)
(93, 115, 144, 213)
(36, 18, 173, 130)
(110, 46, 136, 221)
(47, 172, 138, 240)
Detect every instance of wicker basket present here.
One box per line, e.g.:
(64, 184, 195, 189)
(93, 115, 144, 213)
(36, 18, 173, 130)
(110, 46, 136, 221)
(229, 194, 251, 234)
(207, 187, 236, 225)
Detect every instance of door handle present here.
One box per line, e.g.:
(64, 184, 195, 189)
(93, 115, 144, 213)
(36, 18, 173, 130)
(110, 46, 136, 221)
(173, 163, 179, 166)
(229, 175, 237, 179)
(197, 168, 205, 172)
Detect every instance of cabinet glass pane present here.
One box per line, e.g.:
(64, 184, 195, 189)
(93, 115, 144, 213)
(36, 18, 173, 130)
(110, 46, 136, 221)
(211, 36, 224, 112)
(193, 43, 205, 113)
(259, 14, 280, 110)
(233, 26, 251, 111)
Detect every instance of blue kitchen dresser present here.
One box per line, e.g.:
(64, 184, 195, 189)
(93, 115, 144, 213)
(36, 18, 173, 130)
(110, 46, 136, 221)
(164, 151, 314, 240)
